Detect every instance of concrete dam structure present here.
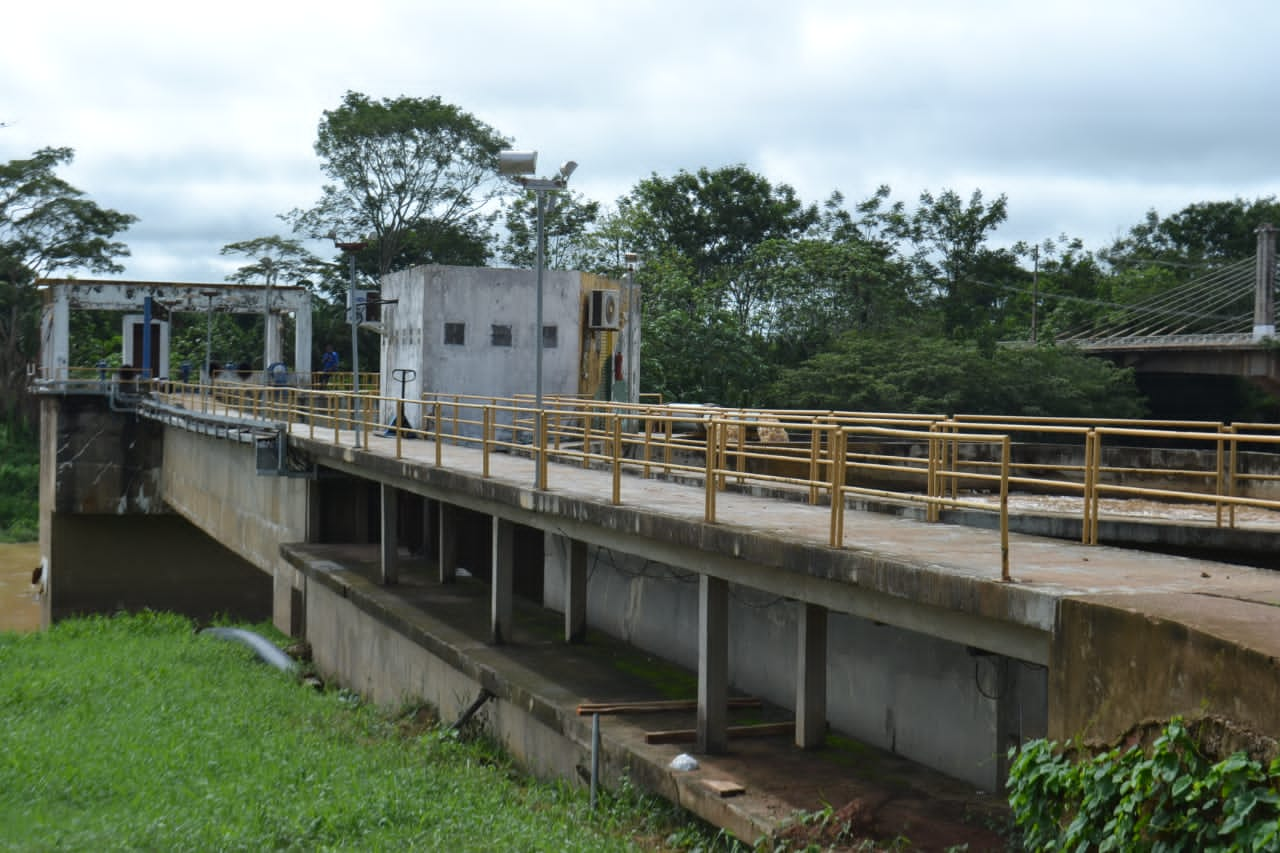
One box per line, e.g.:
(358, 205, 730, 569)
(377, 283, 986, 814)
(33, 276, 1280, 842)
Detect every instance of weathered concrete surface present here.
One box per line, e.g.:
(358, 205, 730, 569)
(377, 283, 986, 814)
(1050, 588, 1280, 745)
(160, 427, 311, 634)
(40, 395, 165, 516)
(285, 544, 1008, 848)
(44, 513, 270, 622)
(287, 425, 1280, 771)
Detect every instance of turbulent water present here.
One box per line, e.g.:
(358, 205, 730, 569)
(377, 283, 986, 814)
(0, 542, 41, 632)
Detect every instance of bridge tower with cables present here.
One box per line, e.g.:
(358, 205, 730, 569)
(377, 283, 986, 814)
(1254, 223, 1276, 340)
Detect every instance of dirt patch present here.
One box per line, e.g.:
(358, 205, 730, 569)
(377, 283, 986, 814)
(1083, 713, 1280, 765)
(772, 793, 1008, 851)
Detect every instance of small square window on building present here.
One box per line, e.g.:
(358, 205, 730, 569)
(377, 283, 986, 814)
(542, 325, 558, 349)
(444, 322, 465, 345)
(491, 324, 513, 347)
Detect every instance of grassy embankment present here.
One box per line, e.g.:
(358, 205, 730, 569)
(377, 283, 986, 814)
(0, 612, 736, 852)
(0, 426, 38, 544)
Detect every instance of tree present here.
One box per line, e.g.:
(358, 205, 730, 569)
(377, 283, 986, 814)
(0, 147, 136, 431)
(619, 165, 819, 288)
(885, 188, 1010, 336)
(1103, 197, 1280, 271)
(768, 332, 1145, 418)
(286, 92, 511, 276)
(498, 191, 603, 271)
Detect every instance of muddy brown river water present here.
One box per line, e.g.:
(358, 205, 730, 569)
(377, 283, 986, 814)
(0, 542, 41, 633)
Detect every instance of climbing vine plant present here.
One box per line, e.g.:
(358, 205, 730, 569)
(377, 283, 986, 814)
(1007, 718, 1280, 852)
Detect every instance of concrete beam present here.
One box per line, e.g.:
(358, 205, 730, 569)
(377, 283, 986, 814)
(380, 484, 398, 585)
(796, 602, 828, 749)
(697, 574, 729, 753)
(438, 502, 458, 584)
(492, 517, 515, 644)
(313, 457, 1052, 664)
(547, 534, 589, 643)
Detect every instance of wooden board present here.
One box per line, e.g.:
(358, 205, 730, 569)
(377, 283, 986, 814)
(702, 779, 745, 797)
(577, 697, 762, 715)
(643, 721, 794, 745)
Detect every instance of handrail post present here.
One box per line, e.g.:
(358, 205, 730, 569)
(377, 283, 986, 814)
(1081, 430, 1094, 543)
(582, 413, 593, 469)
(434, 401, 443, 466)
(361, 394, 371, 449)
(808, 424, 821, 505)
(704, 419, 718, 523)
(611, 415, 622, 505)
(537, 411, 548, 490)
(1000, 435, 1011, 582)
(1228, 425, 1239, 528)
(393, 399, 403, 459)
(482, 406, 492, 478)
(735, 416, 746, 484)
(1215, 427, 1226, 528)
(926, 425, 939, 523)
(829, 428, 847, 548)
(1087, 430, 1102, 545)
(643, 414, 653, 479)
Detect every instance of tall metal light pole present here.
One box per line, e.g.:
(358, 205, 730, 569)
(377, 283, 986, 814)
(202, 289, 219, 411)
(335, 240, 368, 448)
(624, 252, 639, 406)
(498, 150, 576, 490)
(260, 257, 276, 378)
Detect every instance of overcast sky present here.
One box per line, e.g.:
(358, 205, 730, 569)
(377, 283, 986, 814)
(5, 0, 1278, 283)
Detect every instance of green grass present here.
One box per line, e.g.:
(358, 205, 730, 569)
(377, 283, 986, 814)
(0, 612, 733, 852)
(0, 426, 38, 543)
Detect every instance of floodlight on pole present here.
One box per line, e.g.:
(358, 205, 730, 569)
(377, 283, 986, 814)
(334, 238, 368, 448)
(201, 289, 219, 411)
(499, 148, 577, 490)
(260, 257, 276, 379)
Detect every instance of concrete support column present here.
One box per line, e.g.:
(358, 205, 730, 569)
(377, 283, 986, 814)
(697, 574, 729, 754)
(1255, 223, 1277, 340)
(293, 300, 313, 375)
(419, 497, 437, 558)
(795, 602, 828, 749)
(438, 502, 457, 584)
(491, 517, 515, 644)
(44, 288, 71, 380)
(379, 483, 398, 585)
(565, 537, 588, 643)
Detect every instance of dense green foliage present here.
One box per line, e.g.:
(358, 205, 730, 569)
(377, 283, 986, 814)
(0, 612, 726, 851)
(7, 91, 1280, 430)
(1008, 719, 1280, 852)
(768, 334, 1146, 417)
(0, 425, 37, 543)
(0, 147, 136, 431)
(287, 91, 511, 276)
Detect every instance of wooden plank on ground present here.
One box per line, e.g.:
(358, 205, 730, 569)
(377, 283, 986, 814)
(576, 697, 762, 715)
(643, 721, 794, 745)
(702, 779, 746, 797)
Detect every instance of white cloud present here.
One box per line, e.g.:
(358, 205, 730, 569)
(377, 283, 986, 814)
(4, 0, 1279, 281)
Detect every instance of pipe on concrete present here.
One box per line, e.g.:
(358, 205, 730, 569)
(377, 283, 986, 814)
(450, 688, 495, 731)
(201, 627, 298, 674)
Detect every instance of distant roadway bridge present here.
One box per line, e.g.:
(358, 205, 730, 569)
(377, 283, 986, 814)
(1053, 224, 1280, 391)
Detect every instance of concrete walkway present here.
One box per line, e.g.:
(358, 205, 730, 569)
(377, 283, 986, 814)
(297, 423, 1280, 628)
(285, 542, 1011, 850)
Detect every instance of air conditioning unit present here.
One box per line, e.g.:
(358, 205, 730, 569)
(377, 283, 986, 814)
(588, 290, 620, 330)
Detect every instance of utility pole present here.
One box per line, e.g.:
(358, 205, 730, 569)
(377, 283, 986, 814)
(1031, 245, 1040, 344)
(1255, 223, 1276, 341)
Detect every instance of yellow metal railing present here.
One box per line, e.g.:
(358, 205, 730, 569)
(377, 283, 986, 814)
(129, 376, 1280, 576)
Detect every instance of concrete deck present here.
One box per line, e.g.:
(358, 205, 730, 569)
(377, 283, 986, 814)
(283, 542, 1011, 849)
(294, 424, 1280, 638)
(284, 423, 1280, 750)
